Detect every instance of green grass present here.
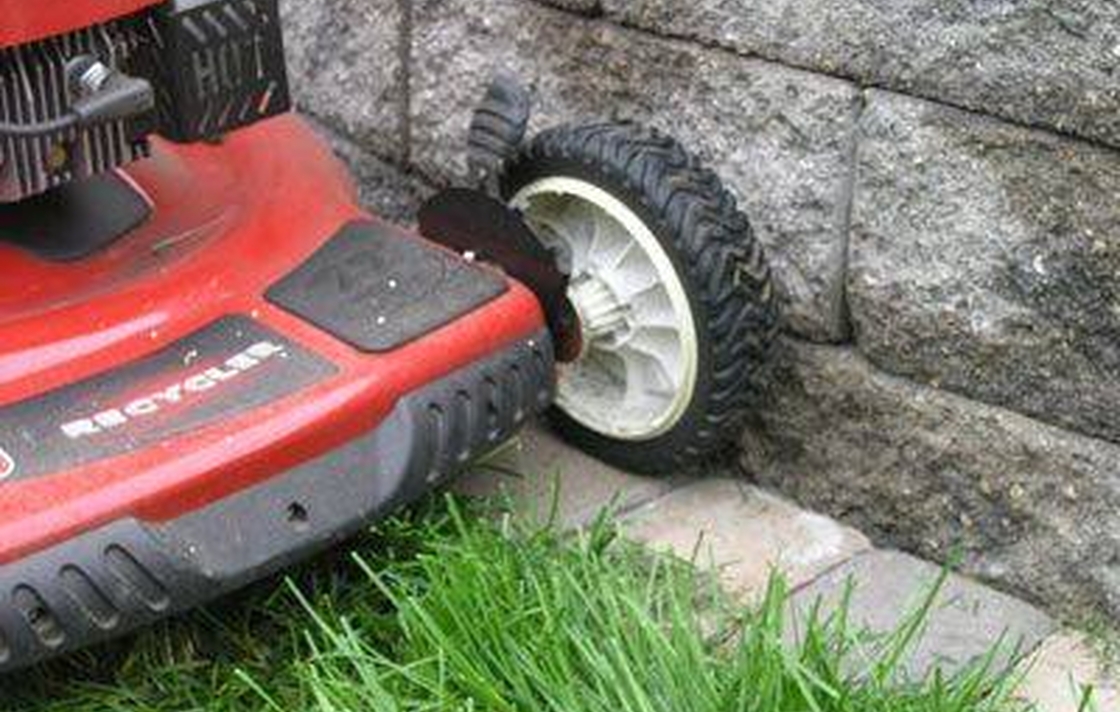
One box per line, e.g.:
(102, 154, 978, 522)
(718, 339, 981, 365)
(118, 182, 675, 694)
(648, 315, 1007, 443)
(0, 496, 1042, 711)
(1078, 614, 1120, 675)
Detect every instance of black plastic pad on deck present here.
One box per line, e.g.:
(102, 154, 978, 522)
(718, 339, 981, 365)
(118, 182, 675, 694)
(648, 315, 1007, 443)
(0, 173, 151, 261)
(267, 221, 508, 352)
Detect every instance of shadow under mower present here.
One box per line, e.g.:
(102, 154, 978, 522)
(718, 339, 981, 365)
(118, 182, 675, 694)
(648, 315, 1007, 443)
(0, 0, 778, 672)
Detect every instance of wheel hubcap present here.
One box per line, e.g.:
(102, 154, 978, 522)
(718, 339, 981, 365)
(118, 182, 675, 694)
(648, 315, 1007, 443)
(511, 177, 700, 442)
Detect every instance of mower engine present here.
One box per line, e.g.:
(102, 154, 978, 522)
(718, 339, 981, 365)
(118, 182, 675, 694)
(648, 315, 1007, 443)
(0, 0, 290, 203)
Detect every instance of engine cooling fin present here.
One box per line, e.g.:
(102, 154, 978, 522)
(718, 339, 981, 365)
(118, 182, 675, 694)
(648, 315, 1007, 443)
(0, 14, 153, 203)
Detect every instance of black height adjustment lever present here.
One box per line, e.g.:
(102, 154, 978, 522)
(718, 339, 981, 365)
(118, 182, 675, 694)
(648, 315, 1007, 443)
(467, 72, 532, 197)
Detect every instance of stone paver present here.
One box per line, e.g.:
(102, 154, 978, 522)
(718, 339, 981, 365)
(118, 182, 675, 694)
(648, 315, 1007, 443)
(741, 339, 1120, 625)
(622, 479, 871, 599)
(1017, 633, 1118, 712)
(458, 424, 1099, 705)
(453, 422, 677, 528)
(791, 550, 1056, 679)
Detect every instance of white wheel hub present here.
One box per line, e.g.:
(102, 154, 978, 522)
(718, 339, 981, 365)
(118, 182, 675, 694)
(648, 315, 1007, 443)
(511, 177, 700, 441)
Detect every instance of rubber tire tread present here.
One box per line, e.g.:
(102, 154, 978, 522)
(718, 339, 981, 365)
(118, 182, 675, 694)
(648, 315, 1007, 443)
(502, 121, 779, 474)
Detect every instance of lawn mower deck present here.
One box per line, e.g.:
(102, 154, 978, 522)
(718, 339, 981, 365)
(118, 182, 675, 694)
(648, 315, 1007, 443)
(0, 115, 554, 670)
(0, 0, 778, 676)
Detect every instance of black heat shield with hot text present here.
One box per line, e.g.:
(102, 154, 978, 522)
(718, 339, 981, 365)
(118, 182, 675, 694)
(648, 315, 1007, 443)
(144, 0, 292, 142)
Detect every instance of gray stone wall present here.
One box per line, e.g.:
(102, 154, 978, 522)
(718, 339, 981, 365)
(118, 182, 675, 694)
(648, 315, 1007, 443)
(280, 0, 1120, 623)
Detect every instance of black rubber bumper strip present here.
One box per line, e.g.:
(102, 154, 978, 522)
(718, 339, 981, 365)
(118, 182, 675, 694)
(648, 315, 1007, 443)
(0, 330, 554, 673)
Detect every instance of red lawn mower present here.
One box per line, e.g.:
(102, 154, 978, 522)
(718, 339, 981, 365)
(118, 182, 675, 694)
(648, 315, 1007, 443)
(0, 0, 777, 672)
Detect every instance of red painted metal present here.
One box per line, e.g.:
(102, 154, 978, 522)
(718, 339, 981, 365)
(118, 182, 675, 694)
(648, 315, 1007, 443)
(0, 0, 161, 48)
(0, 114, 547, 563)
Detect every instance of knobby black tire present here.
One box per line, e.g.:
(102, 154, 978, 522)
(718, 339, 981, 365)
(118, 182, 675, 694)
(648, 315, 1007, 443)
(502, 121, 779, 474)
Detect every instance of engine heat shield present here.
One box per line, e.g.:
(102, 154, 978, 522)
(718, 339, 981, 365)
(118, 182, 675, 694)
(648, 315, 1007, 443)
(146, 0, 292, 142)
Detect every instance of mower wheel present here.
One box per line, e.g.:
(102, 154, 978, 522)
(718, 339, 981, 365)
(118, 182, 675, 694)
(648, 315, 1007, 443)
(503, 122, 778, 474)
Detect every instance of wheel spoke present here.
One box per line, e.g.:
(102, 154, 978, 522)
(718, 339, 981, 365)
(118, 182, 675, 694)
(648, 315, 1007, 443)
(629, 284, 677, 331)
(618, 345, 676, 412)
(560, 199, 602, 276)
(602, 252, 661, 303)
(623, 326, 683, 388)
(557, 348, 626, 416)
(589, 216, 635, 272)
(610, 236, 637, 269)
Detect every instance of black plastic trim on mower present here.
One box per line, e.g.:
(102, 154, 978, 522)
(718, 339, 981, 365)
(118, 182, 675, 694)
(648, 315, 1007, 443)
(0, 331, 555, 672)
(0, 173, 152, 262)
